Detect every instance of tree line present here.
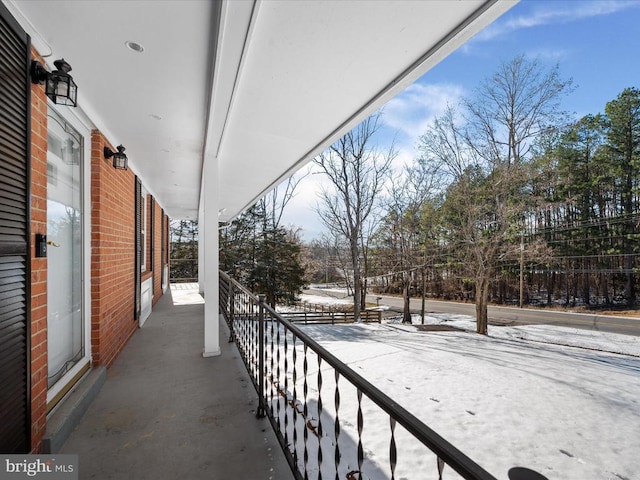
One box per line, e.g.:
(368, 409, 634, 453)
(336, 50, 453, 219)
(219, 177, 306, 308)
(204, 55, 637, 335)
(308, 55, 638, 333)
(170, 219, 199, 282)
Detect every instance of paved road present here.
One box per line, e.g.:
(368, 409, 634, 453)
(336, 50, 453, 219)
(305, 288, 640, 336)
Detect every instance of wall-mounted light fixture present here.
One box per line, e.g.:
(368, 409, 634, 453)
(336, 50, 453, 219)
(30, 58, 78, 107)
(104, 145, 128, 170)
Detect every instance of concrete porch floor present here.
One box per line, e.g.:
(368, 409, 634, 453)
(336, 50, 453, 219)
(60, 283, 292, 480)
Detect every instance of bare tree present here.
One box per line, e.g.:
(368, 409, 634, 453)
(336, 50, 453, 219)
(419, 56, 572, 334)
(359, 213, 385, 312)
(440, 163, 532, 334)
(314, 114, 394, 321)
(464, 54, 573, 168)
(320, 232, 352, 292)
(256, 174, 307, 233)
(376, 159, 436, 323)
(418, 105, 474, 182)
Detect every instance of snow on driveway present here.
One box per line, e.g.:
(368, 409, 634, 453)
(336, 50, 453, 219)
(296, 316, 640, 480)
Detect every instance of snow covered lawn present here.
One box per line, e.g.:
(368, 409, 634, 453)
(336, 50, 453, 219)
(290, 314, 640, 480)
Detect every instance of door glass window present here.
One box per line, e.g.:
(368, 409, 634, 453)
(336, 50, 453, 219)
(46, 109, 83, 389)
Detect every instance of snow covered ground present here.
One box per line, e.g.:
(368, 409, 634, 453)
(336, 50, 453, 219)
(273, 294, 640, 479)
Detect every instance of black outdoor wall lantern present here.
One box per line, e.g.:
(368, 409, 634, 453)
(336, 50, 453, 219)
(31, 58, 78, 107)
(104, 145, 128, 170)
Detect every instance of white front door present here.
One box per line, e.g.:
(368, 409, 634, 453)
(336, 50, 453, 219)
(46, 107, 91, 401)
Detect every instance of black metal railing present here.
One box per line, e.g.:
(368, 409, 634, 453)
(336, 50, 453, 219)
(169, 258, 198, 283)
(220, 271, 498, 480)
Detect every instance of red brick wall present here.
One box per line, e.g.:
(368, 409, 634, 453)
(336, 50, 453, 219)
(90, 131, 138, 367)
(25, 52, 169, 453)
(30, 48, 48, 452)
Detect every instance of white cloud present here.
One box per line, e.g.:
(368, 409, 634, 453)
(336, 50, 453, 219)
(379, 82, 466, 147)
(524, 47, 571, 62)
(278, 164, 336, 240)
(390, 148, 415, 173)
(475, 0, 640, 43)
(281, 82, 466, 239)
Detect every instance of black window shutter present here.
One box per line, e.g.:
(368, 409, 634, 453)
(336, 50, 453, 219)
(161, 209, 166, 270)
(0, 1, 32, 453)
(134, 177, 142, 320)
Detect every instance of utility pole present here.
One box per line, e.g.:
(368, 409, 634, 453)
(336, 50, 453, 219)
(519, 233, 524, 308)
(421, 265, 426, 324)
(421, 244, 427, 324)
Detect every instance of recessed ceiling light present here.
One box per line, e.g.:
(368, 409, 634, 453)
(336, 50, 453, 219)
(125, 41, 144, 53)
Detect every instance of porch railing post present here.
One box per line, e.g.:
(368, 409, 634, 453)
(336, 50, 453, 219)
(228, 282, 235, 343)
(256, 294, 266, 418)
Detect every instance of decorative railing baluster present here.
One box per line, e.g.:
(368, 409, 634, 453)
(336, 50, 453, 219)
(241, 291, 247, 368)
(276, 320, 281, 433)
(219, 271, 505, 480)
(269, 311, 275, 417)
(283, 327, 289, 454)
(356, 389, 364, 480)
(253, 300, 258, 381)
(228, 283, 235, 342)
(257, 294, 266, 418)
(239, 291, 246, 358)
(303, 343, 309, 479)
(438, 456, 446, 480)
(292, 335, 298, 467)
(317, 356, 323, 480)
(390, 417, 397, 480)
(334, 371, 341, 480)
(250, 297, 255, 369)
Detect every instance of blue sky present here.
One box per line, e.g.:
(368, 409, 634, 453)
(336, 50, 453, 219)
(283, 0, 640, 240)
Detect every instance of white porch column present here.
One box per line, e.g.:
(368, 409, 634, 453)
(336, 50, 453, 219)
(202, 154, 221, 357)
(198, 188, 205, 296)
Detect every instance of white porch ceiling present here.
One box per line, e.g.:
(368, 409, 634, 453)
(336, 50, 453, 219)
(6, 0, 517, 221)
